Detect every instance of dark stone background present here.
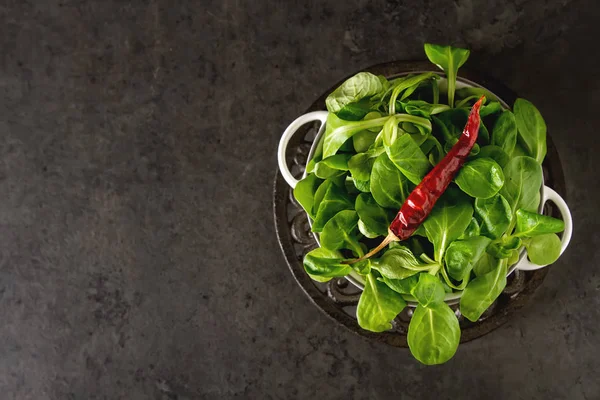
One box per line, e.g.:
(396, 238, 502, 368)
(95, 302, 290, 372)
(0, 1, 598, 399)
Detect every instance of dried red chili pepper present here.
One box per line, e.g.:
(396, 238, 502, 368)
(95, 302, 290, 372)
(347, 96, 485, 264)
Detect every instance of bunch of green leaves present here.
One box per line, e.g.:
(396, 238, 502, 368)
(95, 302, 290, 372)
(292, 43, 563, 365)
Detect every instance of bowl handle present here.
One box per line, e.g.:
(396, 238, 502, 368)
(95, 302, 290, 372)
(277, 111, 328, 188)
(514, 186, 573, 271)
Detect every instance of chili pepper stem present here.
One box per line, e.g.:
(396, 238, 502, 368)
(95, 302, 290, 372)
(343, 230, 399, 265)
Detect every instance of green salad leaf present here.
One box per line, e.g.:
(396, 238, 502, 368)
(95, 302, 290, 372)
(370, 153, 411, 209)
(423, 43, 470, 107)
(514, 98, 547, 164)
(514, 209, 565, 237)
(423, 189, 474, 262)
(386, 133, 431, 185)
(460, 259, 507, 321)
(357, 273, 407, 332)
(500, 156, 543, 215)
(312, 180, 354, 232)
(474, 194, 512, 239)
(487, 236, 522, 259)
(373, 246, 432, 280)
(476, 145, 510, 168)
(411, 273, 446, 307)
(325, 72, 387, 114)
(491, 110, 517, 156)
(408, 302, 461, 365)
(358, 219, 380, 239)
(472, 252, 499, 277)
(459, 217, 481, 239)
(313, 154, 353, 179)
(524, 233, 562, 265)
(303, 248, 353, 282)
(348, 147, 383, 183)
(403, 100, 450, 118)
(444, 236, 491, 281)
(320, 210, 362, 255)
(293, 173, 322, 219)
(379, 274, 420, 295)
(455, 158, 504, 199)
(353, 129, 378, 153)
(355, 193, 394, 237)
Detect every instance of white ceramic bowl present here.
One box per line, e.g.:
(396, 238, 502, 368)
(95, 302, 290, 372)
(277, 73, 573, 305)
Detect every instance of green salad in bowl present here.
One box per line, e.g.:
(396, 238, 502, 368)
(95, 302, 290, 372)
(277, 44, 573, 365)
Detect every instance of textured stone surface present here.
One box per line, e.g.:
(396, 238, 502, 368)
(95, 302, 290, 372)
(0, 0, 598, 399)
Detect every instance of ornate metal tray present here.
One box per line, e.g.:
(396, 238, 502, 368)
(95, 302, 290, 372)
(273, 61, 566, 347)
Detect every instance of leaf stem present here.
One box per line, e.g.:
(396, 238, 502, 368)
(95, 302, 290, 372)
(419, 254, 437, 264)
(506, 218, 517, 236)
(428, 264, 441, 276)
(432, 79, 439, 105)
(455, 95, 480, 109)
(439, 265, 470, 290)
(448, 71, 456, 108)
(403, 262, 439, 272)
